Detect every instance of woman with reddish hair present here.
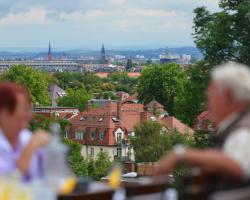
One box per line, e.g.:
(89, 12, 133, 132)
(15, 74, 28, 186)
(0, 82, 49, 180)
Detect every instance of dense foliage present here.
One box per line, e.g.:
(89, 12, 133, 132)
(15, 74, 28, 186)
(137, 62, 210, 125)
(137, 63, 187, 115)
(65, 139, 89, 176)
(62, 140, 112, 180)
(130, 121, 194, 162)
(58, 88, 91, 111)
(2, 65, 51, 105)
(193, 0, 250, 66)
(174, 61, 211, 125)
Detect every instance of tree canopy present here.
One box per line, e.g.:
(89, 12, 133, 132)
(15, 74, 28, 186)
(174, 61, 211, 125)
(2, 65, 50, 105)
(130, 121, 193, 162)
(137, 63, 187, 115)
(58, 88, 91, 111)
(193, 0, 250, 65)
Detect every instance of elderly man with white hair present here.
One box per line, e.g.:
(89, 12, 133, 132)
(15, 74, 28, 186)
(155, 62, 250, 186)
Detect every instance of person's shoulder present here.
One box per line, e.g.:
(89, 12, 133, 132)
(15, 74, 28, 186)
(224, 128, 250, 147)
(19, 129, 33, 145)
(230, 128, 250, 138)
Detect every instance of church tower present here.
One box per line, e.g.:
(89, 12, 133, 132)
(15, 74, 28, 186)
(101, 43, 106, 62)
(48, 42, 52, 61)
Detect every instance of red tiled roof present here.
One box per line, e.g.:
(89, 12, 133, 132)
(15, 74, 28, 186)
(116, 91, 130, 101)
(95, 72, 108, 78)
(196, 111, 211, 122)
(123, 93, 138, 103)
(69, 101, 126, 146)
(145, 100, 164, 109)
(160, 116, 194, 135)
(120, 103, 145, 132)
(128, 72, 140, 78)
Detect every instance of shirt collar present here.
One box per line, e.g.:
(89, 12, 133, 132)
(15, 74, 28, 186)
(218, 112, 239, 134)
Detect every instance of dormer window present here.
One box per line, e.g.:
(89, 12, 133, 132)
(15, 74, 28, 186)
(112, 117, 120, 123)
(150, 116, 157, 121)
(114, 128, 124, 143)
(98, 117, 104, 122)
(80, 116, 86, 121)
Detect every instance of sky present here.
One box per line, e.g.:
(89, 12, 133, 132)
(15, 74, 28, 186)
(0, 0, 219, 50)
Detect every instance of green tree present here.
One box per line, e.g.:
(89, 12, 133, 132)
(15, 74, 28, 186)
(54, 72, 102, 92)
(130, 121, 167, 162)
(3, 65, 50, 105)
(81, 73, 102, 92)
(101, 83, 116, 91)
(115, 84, 132, 94)
(102, 91, 120, 100)
(64, 139, 88, 176)
(58, 88, 91, 111)
(174, 61, 211, 125)
(92, 151, 112, 180)
(54, 72, 83, 89)
(137, 63, 187, 115)
(30, 114, 52, 131)
(107, 72, 137, 94)
(130, 121, 193, 162)
(193, 130, 215, 149)
(193, 0, 250, 65)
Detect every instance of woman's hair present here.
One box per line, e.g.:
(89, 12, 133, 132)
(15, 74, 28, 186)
(0, 82, 31, 113)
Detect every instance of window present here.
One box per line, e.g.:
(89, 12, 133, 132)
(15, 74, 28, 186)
(80, 116, 86, 121)
(91, 132, 96, 140)
(90, 148, 95, 157)
(64, 130, 69, 138)
(117, 132, 122, 142)
(99, 132, 105, 141)
(98, 117, 104, 122)
(112, 117, 120, 123)
(117, 147, 122, 158)
(75, 131, 84, 140)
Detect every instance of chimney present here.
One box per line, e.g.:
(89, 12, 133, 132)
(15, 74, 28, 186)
(117, 101, 121, 120)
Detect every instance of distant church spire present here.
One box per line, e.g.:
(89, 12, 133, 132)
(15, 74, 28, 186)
(101, 43, 106, 62)
(48, 42, 52, 61)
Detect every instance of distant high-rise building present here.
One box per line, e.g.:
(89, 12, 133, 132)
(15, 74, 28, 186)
(48, 42, 52, 61)
(101, 43, 106, 62)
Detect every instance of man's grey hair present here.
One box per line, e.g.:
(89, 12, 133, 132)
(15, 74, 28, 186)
(212, 62, 250, 102)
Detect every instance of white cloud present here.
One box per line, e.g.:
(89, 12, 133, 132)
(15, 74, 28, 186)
(106, 0, 127, 5)
(127, 9, 177, 18)
(0, 7, 47, 26)
(0, 0, 220, 47)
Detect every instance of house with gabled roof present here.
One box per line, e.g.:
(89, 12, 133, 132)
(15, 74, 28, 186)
(68, 96, 193, 161)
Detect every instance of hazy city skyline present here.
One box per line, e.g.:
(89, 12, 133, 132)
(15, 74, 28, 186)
(0, 0, 219, 49)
